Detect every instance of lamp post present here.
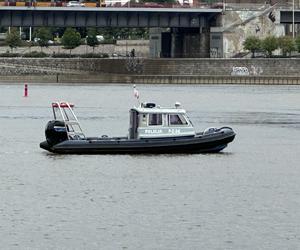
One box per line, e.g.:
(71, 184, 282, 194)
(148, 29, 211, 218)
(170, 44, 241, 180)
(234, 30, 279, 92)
(292, 0, 295, 38)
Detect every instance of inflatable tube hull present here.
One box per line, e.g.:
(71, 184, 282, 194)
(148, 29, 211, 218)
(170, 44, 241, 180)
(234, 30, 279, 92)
(40, 128, 235, 154)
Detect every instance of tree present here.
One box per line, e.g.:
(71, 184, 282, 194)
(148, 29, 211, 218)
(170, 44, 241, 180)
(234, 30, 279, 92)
(86, 28, 99, 52)
(5, 28, 22, 52)
(34, 27, 52, 51)
(295, 35, 300, 53)
(61, 28, 81, 54)
(243, 36, 261, 58)
(261, 36, 278, 57)
(278, 36, 295, 57)
(96, 27, 148, 41)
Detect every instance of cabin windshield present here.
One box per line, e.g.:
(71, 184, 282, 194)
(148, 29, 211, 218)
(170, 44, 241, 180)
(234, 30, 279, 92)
(148, 113, 163, 126)
(169, 114, 188, 125)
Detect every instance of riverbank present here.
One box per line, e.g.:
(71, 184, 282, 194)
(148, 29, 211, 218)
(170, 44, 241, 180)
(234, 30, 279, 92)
(1, 74, 300, 85)
(1, 58, 300, 84)
(0, 41, 150, 57)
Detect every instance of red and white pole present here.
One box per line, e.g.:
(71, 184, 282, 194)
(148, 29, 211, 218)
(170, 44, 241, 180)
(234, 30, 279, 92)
(24, 83, 28, 97)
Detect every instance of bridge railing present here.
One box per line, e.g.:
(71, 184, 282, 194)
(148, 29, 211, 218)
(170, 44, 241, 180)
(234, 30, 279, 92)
(0, 0, 225, 9)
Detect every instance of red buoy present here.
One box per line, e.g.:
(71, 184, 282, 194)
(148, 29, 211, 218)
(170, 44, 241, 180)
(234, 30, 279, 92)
(24, 84, 28, 97)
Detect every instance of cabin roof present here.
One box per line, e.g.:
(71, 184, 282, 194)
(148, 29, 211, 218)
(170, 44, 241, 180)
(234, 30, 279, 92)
(132, 106, 186, 114)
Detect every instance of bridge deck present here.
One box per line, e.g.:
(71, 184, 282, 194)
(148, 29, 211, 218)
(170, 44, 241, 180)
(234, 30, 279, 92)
(280, 9, 300, 23)
(0, 6, 222, 27)
(0, 6, 222, 13)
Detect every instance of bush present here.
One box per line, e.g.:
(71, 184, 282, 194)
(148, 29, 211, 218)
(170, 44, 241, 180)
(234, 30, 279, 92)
(51, 53, 109, 58)
(0, 52, 20, 57)
(295, 36, 300, 52)
(22, 51, 48, 58)
(278, 36, 295, 57)
(5, 28, 22, 52)
(261, 36, 278, 57)
(80, 53, 109, 58)
(51, 53, 78, 58)
(34, 27, 52, 49)
(86, 28, 99, 51)
(99, 38, 116, 44)
(61, 28, 81, 53)
(243, 36, 261, 58)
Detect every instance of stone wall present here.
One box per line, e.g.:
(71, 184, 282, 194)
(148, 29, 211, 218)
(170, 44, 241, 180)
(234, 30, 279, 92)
(0, 58, 300, 77)
(141, 58, 300, 76)
(0, 43, 150, 57)
(219, 8, 285, 58)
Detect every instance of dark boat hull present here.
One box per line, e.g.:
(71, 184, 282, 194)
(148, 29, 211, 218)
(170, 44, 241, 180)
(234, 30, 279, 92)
(40, 129, 235, 154)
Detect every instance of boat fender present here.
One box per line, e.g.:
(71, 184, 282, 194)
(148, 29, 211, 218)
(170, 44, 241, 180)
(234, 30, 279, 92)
(220, 126, 233, 131)
(203, 127, 218, 135)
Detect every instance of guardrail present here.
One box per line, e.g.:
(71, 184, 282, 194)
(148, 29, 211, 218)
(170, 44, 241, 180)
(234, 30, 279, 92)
(0, 1, 99, 7)
(1, 74, 300, 84)
(0, 1, 223, 8)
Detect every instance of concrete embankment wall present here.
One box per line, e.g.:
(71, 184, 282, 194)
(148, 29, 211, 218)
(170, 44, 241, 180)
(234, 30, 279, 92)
(0, 58, 300, 84)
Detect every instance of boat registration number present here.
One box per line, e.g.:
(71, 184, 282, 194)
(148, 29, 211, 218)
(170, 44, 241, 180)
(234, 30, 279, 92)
(168, 129, 181, 134)
(143, 128, 181, 135)
(145, 129, 163, 134)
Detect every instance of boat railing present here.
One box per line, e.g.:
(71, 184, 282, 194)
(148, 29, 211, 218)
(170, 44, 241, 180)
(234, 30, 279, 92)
(52, 102, 85, 140)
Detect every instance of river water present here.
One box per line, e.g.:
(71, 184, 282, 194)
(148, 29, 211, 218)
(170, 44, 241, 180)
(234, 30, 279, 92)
(0, 84, 300, 250)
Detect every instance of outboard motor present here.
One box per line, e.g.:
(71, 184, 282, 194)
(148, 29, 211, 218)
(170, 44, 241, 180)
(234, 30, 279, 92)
(45, 120, 68, 146)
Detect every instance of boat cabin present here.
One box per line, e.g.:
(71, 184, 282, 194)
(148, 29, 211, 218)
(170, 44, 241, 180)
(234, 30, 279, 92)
(129, 102, 196, 139)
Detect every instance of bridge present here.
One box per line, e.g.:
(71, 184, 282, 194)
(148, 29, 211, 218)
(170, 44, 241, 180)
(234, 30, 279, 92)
(0, 6, 222, 58)
(0, 6, 221, 27)
(280, 10, 300, 23)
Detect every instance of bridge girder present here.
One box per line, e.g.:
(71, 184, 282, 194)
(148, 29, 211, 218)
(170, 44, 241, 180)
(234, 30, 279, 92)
(280, 10, 300, 23)
(0, 7, 221, 28)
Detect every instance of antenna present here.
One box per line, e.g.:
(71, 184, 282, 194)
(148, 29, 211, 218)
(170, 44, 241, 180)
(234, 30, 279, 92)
(133, 84, 140, 105)
(175, 102, 181, 108)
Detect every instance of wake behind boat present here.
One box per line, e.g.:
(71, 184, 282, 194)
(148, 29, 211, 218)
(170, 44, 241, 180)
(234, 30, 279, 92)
(40, 100, 236, 154)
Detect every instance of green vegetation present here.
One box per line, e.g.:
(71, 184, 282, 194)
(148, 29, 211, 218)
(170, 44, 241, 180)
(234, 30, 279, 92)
(0, 52, 109, 58)
(5, 28, 22, 52)
(278, 36, 295, 57)
(261, 36, 278, 57)
(61, 28, 82, 54)
(86, 28, 99, 52)
(96, 27, 148, 41)
(243, 36, 261, 58)
(295, 36, 300, 52)
(243, 35, 299, 58)
(34, 27, 52, 51)
(0, 52, 20, 57)
(23, 51, 48, 58)
(79, 53, 109, 58)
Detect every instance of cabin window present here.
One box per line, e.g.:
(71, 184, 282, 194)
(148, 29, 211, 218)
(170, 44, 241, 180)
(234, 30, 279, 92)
(148, 113, 162, 126)
(169, 114, 188, 125)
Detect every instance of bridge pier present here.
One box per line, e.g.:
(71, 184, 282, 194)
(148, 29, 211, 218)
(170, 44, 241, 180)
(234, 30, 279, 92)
(170, 29, 183, 58)
(199, 28, 210, 58)
(150, 27, 210, 58)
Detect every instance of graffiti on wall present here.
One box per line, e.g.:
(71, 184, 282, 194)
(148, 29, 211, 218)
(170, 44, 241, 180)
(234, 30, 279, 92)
(231, 66, 249, 76)
(210, 48, 219, 58)
(250, 65, 263, 75)
(231, 65, 263, 76)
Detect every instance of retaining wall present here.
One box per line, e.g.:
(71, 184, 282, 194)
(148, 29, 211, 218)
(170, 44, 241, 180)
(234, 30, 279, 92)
(0, 58, 300, 84)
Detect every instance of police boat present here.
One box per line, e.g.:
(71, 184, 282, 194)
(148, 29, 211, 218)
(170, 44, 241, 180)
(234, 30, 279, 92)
(40, 101, 235, 154)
